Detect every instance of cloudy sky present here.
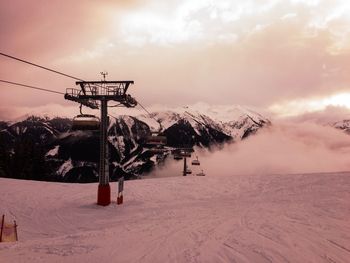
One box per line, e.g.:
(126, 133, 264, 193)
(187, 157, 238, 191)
(1, 0, 350, 120)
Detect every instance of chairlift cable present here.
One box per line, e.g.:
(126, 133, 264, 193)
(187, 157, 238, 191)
(0, 52, 105, 94)
(0, 52, 84, 81)
(0, 79, 65, 95)
(0, 52, 141, 107)
(137, 101, 157, 121)
(0, 52, 153, 111)
(136, 100, 163, 132)
(0, 52, 138, 111)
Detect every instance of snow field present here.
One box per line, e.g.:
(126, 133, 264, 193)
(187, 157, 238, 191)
(0, 172, 350, 262)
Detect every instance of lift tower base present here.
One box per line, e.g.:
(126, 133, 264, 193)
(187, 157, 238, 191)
(97, 184, 111, 206)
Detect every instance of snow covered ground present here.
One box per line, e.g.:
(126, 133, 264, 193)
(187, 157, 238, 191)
(1, 172, 350, 262)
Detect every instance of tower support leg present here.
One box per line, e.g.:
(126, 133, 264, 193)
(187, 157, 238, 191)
(97, 99, 111, 206)
(183, 157, 187, 176)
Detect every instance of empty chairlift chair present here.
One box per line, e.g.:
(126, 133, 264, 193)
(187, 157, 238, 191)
(179, 150, 191, 158)
(143, 119, 169, 154)
(145, 134, 167, 154)
(196, 170, 205, 176)
(191, 156, 200, 166)
(72, 114, 100, 131)
(172, 148, 193, 160)
(173, 154, 183, 160)
(146, 135, 167, 146)
(149, 146, 166, 154)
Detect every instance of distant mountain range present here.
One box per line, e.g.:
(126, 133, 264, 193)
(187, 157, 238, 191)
(0, 107, 270, 182)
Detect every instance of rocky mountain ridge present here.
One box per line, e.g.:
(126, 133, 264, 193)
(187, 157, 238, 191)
(0, 108, 270, 182)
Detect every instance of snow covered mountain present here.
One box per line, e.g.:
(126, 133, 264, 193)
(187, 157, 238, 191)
(0, 107, 270, 182)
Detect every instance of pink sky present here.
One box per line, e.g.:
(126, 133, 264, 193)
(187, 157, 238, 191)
(1, 0, 350, 120)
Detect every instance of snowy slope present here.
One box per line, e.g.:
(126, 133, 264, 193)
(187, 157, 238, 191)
(1, 172, 350, 262)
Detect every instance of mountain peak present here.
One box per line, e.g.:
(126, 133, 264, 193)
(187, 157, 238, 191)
(0, 107, 270, 182)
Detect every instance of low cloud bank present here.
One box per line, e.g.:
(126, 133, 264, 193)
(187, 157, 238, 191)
(281, 106, 350, 125)
(151, 122, 350, 177)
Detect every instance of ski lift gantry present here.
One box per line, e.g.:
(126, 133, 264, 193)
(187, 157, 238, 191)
(64, 80, 137, 206)
(172, 148, 194, 176)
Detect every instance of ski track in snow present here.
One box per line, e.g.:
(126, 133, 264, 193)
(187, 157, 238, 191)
(0, 172, 350, 262)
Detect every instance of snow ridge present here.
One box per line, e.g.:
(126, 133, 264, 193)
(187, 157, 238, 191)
(0, 108, 270, 182)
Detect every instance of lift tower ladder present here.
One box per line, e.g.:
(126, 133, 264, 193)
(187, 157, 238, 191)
(64, 80, 137, 206)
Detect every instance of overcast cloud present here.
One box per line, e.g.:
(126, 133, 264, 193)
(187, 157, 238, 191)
(1, 0, 350, 119)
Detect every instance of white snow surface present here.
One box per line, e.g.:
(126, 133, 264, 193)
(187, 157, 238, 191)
(45, 145, 60, 157)
(1, 172, 350, 262)
(57, 159, 73, 176)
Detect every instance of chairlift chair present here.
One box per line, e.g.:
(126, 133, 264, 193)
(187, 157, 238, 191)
(145, 135, 167, 146)
(180, 150, 191, 158)
(145, 135, 167, 155)
(186, 168, 192, 174)
(148, 146, 167, 154)
(172, 148, 192, 159)
(72, 114, 100, 131)
(173, 154, 183, 160)
(196, 170, 206, 176)
(191, 156, 200, 166)
(145, 118, 167, 147)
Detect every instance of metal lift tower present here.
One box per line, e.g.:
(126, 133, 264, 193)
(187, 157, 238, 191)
(64, 79, 137, 206)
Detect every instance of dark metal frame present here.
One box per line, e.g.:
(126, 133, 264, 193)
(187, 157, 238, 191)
(64, 80, 137, 206)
